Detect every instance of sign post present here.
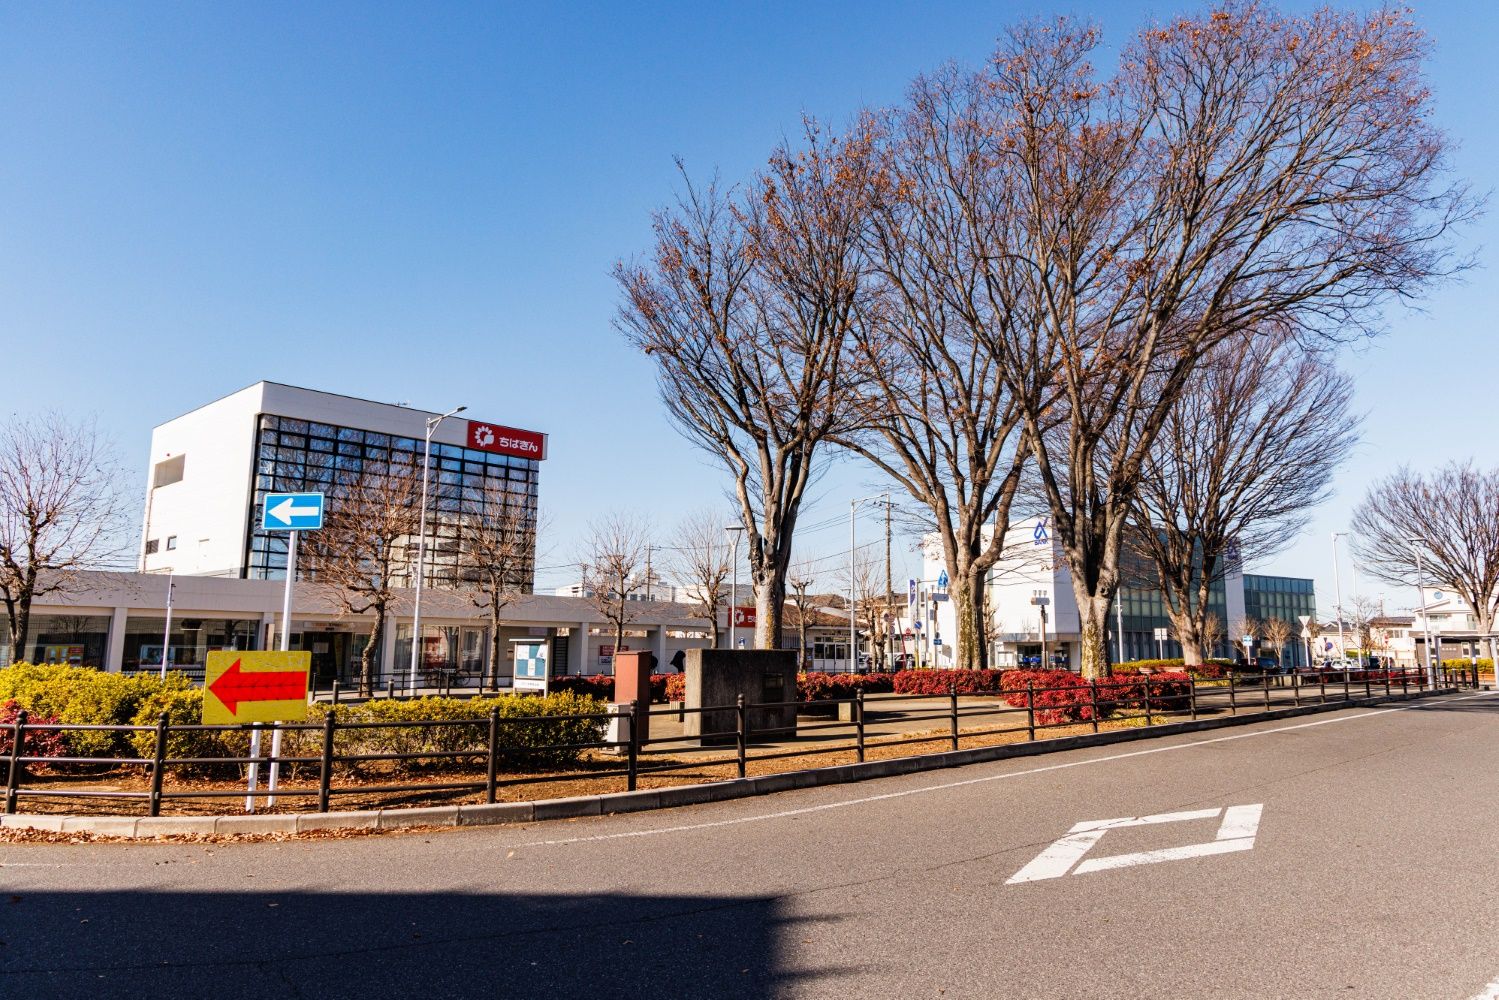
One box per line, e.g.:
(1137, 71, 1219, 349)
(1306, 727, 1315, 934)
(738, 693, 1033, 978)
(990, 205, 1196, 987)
(255, 492, 323, 810)
(1153, 626, 1168, 660)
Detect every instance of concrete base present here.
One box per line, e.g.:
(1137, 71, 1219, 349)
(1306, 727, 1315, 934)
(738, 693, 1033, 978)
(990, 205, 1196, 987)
(683, 649, 799, 745)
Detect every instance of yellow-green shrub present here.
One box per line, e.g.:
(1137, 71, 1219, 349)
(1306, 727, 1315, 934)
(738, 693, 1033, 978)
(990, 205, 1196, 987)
(128, 688, 251, 777)
(302, 691, 608, 777)
(0, 663, 196, 757)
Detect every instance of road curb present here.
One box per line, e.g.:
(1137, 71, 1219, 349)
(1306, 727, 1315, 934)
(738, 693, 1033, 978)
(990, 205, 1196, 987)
(0, 688, 1461, 839)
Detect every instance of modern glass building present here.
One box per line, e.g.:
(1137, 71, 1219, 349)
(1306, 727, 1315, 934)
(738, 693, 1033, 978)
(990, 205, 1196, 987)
(140, 382, 544, 589)
(1242, 574, 1317, 667)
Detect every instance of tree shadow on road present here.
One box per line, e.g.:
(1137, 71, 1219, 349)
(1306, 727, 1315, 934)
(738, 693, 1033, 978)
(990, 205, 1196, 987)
(0, 887, 851, 999)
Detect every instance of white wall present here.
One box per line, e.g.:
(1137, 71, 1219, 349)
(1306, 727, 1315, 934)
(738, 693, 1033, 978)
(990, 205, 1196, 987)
(140, 384, 265, 577)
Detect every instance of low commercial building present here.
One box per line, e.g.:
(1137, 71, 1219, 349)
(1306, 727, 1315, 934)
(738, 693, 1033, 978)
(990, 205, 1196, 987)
(2, 571, 710, 685)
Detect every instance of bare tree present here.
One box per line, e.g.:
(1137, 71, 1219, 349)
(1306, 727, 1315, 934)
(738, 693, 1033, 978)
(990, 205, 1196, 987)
(669, 510, 732, 650)
(950, 10, 1470, 676)
(303, 462, 421, 696)
(1352, 462, 1499, 666)
(581, 513, 652, 661)
(0, 414, 131, 665)
(616, 122, 876, 649)
(837, 82, 1034, 671)
(839, 552, 887, 670)
(457, 481, 538, 685)
(786, 562, 820, 668)
(1200, 612, 1225, 662)
(1128, 333, 1358, 665)
(1261, 617, 1295, 667)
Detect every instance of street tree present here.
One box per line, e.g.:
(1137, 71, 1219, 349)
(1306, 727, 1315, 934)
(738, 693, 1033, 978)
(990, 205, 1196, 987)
(953, 9, 1470, 676)
(786, 562, 820, 668)
(457, 481, 538, 685)
(616, 122, 876, 649)
(0, 414, 131, 665)
(1127, 333, 1357, 665)
(668, 509, 732, 650)
(840, 551, 888, 669)
(1351, 462, 1499, 664)
(581, 513, 652, 661)
(303, 461, 421, 696)
(1261, 616, 1295, 668)
(836, 76, 1041, 671)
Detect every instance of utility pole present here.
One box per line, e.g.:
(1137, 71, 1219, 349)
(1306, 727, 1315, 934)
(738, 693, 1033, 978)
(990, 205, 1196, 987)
(885, 501, 893, 671)
(645, 544, 653, 601)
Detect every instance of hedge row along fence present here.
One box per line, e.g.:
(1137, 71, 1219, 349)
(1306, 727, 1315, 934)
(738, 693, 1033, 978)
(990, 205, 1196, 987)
(2, 662, 1475, 818)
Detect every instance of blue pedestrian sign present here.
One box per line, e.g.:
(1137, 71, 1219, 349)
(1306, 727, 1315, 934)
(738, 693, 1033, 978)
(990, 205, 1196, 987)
(262, 492, 325, 531)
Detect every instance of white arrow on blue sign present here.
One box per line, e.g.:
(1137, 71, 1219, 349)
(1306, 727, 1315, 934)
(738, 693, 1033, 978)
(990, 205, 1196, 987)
(262, 492, 325, 531)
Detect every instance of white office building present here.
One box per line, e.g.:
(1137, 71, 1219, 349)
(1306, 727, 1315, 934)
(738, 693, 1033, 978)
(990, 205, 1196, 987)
(139, 381, 546, 585)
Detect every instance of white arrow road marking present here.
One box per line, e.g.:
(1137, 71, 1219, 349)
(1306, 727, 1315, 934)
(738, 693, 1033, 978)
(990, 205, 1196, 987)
(267, 497, 319, 524)
(1007, 803, 1263, 883)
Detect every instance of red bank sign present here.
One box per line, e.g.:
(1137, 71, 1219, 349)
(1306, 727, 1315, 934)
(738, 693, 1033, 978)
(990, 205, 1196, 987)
(466, 420, 547, 461)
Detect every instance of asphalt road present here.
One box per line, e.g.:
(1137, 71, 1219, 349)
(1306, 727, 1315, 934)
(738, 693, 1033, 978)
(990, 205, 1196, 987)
(4, 692, 1498, 999)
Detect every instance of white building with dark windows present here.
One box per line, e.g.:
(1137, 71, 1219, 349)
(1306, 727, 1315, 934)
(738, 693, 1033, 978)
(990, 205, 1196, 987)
(912, 516, 1316, 670)
(139, 381, 545, 585)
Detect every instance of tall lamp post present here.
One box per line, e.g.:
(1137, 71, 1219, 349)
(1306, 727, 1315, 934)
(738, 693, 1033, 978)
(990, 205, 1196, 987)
(1407, 537, 1436, 686)
(407, 404, 466, 693)
(1331, 532, 1349, 666)
(725, 525, 745, 649)
(849, 494, 890, 674)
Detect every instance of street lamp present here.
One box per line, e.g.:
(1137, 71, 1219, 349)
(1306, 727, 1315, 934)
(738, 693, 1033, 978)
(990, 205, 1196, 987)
(849, 494, 890, 674)
(408, 404, 466, 693)
(1331, 532, 1349, 666)
(1406, 537, 1436, 686)
(725, 525, 745, 649)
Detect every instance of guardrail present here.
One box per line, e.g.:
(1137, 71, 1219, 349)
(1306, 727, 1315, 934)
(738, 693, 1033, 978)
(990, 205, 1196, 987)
(3, 666, 1476, 818)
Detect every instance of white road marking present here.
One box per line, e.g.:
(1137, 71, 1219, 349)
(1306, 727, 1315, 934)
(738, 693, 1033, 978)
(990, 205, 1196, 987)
(1008, 803, 1263, 883)
(1472, 973, 1499, 1000)
(516, 693, 1499, 849)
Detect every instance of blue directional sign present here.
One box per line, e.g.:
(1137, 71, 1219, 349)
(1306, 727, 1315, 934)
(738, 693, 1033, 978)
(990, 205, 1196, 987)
(262, 492, 325, 531)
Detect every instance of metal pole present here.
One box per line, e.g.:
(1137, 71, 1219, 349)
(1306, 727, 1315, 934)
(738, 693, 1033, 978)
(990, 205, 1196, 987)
(267, 529, 297, 806)
(159, 573, 174, 680)
(1115, 589, 1124, 666)
(1331, 533, 1347, 667)
(1413, 546, 1436, 688)
(849, 499, 857, 674)
(408, 405, 465, 694)
(885, 501, 894, 672)
(727, 527, 742, 650)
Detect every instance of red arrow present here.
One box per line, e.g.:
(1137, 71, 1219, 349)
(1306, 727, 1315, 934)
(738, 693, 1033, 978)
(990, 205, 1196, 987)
(209, 658, 306, 715)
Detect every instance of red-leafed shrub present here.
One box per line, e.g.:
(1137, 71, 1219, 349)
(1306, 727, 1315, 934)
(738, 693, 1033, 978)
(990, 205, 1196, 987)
(1000, 670, 1094, 725)
(1116, 658, 1232, 681)
(665, 673, 686, 703)
(798, 672, 895, 704)
(0, 699, 68, 762)
(1095, 671, 1192, 713)
(550, 674, 671, 703)
(891, 669, 1007, 696)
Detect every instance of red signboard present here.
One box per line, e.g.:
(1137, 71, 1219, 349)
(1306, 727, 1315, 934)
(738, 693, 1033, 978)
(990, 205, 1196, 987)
(466, 420, 547, 461)
(731, 606, 756, 627)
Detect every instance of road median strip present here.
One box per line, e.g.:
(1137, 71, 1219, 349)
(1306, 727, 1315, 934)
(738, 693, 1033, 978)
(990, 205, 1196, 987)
(0, 687, 1462, 840)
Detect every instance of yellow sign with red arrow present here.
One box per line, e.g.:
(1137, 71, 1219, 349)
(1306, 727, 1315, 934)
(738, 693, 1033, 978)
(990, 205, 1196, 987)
(202, 650, 311, 725)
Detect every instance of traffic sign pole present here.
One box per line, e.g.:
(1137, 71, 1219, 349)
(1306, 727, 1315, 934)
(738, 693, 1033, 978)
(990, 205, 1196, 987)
(265, 529, 298, 807)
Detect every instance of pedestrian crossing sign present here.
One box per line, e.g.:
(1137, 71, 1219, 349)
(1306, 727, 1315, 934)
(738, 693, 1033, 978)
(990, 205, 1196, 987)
(512, 639, 549, 692)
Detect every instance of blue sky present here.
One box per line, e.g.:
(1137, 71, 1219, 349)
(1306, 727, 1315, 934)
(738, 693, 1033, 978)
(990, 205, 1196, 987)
(1, 1, 1495, 612)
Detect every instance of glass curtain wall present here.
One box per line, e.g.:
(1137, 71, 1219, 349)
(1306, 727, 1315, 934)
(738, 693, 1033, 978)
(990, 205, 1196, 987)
(245, 414, 538, 589)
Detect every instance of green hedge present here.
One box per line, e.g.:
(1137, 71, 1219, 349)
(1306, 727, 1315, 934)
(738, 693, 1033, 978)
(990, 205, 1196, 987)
(0, 663, 194, 758)
(295, 692, 608, 776)
(0, 664, 608, 777)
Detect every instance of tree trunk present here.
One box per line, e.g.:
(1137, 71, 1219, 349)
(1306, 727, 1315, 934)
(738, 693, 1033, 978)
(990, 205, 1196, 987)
(362, 613, 382, 697)
(952, 565, 990, 672)
(8, 593, 32, 666)
(1075, 591, 1114, 680)
(797, 616, 808, 670)
(753, 573, 786, 651)
(489, 605, 503, 687)
(1170, 612, 1204, 667)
